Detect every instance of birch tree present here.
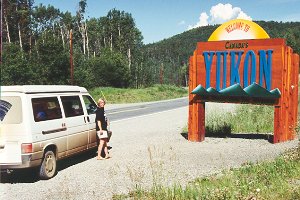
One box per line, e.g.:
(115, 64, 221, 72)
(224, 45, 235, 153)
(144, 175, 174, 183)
(76, 0, 87, 55)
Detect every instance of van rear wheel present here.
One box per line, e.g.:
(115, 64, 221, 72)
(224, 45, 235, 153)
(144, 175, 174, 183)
(39, 150, 57, 179)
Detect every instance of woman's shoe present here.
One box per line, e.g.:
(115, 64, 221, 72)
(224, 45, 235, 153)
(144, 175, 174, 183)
(97, 156, 105, 160)
(105, 155, 111, 159)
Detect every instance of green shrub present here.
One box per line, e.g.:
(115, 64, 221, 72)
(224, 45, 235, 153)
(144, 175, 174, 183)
(89, 84, 188, 103)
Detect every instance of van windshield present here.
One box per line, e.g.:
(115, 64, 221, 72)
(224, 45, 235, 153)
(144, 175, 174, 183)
(0, 96, 23, 124)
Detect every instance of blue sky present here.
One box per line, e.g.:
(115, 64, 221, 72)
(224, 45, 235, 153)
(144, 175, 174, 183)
(34, 0, 300, 44)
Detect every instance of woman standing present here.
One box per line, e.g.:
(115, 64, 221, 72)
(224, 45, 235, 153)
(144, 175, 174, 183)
(96, 98, 111, 160)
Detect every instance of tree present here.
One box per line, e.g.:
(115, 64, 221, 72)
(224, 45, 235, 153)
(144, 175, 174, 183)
(86, 17, 102, 57)
(79, 49, 130, 88)
(2, 0, 12, 44)
(76, 0, 87, 56)
(2, 43, 35, 84)
(32, 33, 69, 84)
(13, 0, 34, 52)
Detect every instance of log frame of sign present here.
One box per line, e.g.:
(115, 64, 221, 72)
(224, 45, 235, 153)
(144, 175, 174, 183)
(188, 38, 299, 144)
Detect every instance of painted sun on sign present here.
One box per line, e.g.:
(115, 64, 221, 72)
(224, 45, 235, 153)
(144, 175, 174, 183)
(208, 19, 270, 41)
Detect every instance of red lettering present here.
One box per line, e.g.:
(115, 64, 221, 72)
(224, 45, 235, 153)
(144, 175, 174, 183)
(244, 24, 250, 32)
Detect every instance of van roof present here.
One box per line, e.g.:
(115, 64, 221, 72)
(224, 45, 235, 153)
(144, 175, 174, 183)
(1, 85, 88, 94)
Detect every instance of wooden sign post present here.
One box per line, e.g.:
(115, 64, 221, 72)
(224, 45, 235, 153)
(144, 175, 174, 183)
(188, 20, 299, 143)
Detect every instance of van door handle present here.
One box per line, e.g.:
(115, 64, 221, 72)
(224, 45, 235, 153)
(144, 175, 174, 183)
(42, 127, 67, 134)
(86, 116, 90, 122)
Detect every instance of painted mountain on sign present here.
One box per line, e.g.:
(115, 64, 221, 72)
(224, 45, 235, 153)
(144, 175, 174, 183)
(191, 85, 209, 95)
(219, 84, 248, 97)
(191, 83, 281, 99)
(207, 87, 220, 95)
(244, 83, 281, 98)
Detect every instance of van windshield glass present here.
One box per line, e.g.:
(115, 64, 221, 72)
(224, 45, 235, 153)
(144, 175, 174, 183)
(0, 97, 22, 124)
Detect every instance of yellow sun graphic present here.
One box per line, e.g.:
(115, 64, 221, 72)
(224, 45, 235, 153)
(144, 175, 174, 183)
(208, 19, 270, 41)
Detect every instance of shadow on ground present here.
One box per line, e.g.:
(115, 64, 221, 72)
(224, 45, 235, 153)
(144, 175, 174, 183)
(181, 125, 273, 143)
(0, 149, 97, 184)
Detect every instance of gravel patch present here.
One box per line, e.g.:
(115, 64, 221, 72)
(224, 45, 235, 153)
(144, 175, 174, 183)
(0, 103, 298, 200)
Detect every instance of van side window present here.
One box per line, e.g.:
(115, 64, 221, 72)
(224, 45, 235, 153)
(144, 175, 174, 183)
(32, 97, 62, 122)
(83, 95, 97, 115)
(61, 96, 84, 117)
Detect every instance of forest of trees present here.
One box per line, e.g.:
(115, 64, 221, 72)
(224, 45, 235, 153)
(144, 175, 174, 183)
(1, 0, 300, 89)
(1, 0, 143, 88)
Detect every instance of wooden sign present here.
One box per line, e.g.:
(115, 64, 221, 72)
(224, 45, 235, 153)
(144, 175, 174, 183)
(188, 20, 299, 143)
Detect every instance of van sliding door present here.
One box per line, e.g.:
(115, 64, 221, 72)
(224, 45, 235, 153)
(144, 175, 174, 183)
(31, 96, 67, 158)
(60, 96, 88, 155)
(82, 95, 97, 149)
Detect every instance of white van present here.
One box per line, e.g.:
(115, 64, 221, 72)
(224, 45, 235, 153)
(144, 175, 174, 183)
(0, 85, 98, 179)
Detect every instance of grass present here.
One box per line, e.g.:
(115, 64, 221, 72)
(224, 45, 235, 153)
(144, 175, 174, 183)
(112, 86, 300, 199)
(188, 149, 300, 200)
(113, 147, 300, 200)
(206, 104, 274, 136)
(89, 84, 188, 104)
(205, 79, 300, 136)
(90, 81, 299, 199)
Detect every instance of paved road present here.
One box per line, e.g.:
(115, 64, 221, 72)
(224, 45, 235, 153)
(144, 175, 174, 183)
(1, 98, 298, 200)
(106, 97, 188, 121)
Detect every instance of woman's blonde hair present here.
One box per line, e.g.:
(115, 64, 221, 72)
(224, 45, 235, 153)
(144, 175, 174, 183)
(97, 98, 106, 106)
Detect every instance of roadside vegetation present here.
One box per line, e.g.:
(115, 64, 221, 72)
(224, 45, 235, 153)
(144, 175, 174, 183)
(206, 104, 274, 137)
(114, 147, 300, 200)
(89, 84, 188, 103)
(112, 83, 300, 199)
(113, 103, 300, 199)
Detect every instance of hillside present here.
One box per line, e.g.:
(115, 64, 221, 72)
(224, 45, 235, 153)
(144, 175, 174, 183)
(141, 21, 300, 86)
(143, 20, 300, 61)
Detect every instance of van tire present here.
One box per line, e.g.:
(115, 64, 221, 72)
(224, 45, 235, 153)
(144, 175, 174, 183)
(39, 150, 57, 179)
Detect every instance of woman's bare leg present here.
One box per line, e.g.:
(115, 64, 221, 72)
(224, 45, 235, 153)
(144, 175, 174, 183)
(104, 139, 110, 158)
(97, 139, 105, 159)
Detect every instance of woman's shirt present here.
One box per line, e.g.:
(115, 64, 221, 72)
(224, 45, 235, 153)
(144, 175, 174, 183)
(95, 107, 108, 131)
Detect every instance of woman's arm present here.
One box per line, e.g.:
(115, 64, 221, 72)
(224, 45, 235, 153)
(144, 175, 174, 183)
(98, 120, 103, 134)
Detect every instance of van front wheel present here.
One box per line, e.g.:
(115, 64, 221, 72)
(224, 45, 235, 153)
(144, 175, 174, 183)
(39, 150, 57, 179)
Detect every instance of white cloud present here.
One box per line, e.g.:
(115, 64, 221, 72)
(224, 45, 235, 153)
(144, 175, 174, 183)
(237, 11, 252, 21)
(178, 20, 186, 26)
(188, 3, 252, 29)
(188, 12, 209, 30)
